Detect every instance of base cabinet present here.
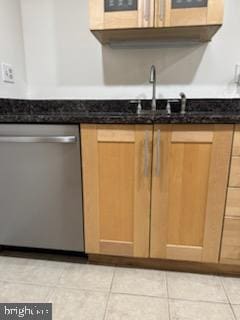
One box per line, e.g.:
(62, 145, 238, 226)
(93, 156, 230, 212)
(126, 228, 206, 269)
(81, 124, 233, 263)
(150, 125, 233, 263)
(81, 125, 152, 258)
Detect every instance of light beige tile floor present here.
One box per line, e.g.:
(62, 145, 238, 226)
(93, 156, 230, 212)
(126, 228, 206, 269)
(111, 267, 167, 298)
(0, 256, 67, 285)
(167, 271, 228, 303)
(169, 299, 235, 320)
(232, 305, 240, 320)
(0, 255, 239, 320)
(59, 263, 114, 292)
(105, 293, 169, 320)
(48, 288, 108, 320)
(221, 277, 240, 304)
(0, 281, 52, 303)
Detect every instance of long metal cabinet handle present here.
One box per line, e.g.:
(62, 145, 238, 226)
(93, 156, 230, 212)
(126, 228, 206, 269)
(160, 0, 165, 21)
(156, 130, 161, 176)
(0, 136, 77, 143)
(144, 131, 149, 177)
(143, 0, 150, 21)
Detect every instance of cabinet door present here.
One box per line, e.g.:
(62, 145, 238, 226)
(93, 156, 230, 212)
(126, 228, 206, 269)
(155, 0, 224, 27)
(89, 0, 154, 30)
(150, 125, 233, 263)
(81, 124, 152, 257)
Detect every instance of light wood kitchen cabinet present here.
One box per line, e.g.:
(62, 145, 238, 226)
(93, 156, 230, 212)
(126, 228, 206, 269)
(155, 0, 224, 28)
(89, 0, 224, 44)
(81, 124, 152, 258)
(221, 218, 240, 265)
(150, 125, 233, 263)
(82, 124, 233, 264)
(221, 125, 240, 265)
(89, 0, 155, 30)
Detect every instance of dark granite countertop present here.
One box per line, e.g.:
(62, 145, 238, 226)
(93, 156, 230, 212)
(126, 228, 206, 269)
(0, 98, 240, 124)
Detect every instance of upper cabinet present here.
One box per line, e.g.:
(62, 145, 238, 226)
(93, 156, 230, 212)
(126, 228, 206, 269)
(89, 0, 155, 30)
(155, 0, 224, 28)
(89, 0, 224, 44)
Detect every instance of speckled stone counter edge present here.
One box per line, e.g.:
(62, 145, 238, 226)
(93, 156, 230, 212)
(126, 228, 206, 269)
(0, 98, 240, 124)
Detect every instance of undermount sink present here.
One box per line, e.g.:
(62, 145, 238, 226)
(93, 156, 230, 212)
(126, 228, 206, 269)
(131, 97, 186, 116)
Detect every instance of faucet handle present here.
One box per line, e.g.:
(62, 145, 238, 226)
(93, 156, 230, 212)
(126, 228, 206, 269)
(166, 100, 171, 115)
(179, 92, 187, 115)
(130, 100, 142, 114)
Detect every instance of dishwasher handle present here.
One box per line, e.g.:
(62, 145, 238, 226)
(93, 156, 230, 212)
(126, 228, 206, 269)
(0, 136, 78, 143)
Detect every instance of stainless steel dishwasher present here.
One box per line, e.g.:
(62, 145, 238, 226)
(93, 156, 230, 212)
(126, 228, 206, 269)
(0, 125, 84, 252)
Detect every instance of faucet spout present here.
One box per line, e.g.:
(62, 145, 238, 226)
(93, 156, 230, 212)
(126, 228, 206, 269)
(149, 65, 157, 112)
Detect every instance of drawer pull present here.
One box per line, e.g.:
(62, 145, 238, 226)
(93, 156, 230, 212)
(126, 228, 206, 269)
(156, 129, 161, 176)
(0, 136, 77, 144)
(144, 131, 149, 176)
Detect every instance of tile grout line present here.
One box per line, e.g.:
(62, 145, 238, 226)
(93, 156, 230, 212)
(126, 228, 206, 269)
(56, 261, 70, 285)
(0, 274, 236, 306)
(219, 276, 230, 303)
(44, 285, 57, 303)
(219, 276, 238, 320)
(232, 303, 240, 320)
(44, 262, 71, 303)
(1, 279, 57, 289)
(166, 272, 171, 320)
(168, 297, 230, 306)
(0, 262, 70, 290)
(1, 278, 234, 306)
(103, 267, 116, 320)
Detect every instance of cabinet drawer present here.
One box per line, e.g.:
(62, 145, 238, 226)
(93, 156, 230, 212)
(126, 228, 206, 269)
(229, 157, 240, 187)
(221, 218, 240, 265)
(233, 125, 240, 156)
(226, 188, 240, 217)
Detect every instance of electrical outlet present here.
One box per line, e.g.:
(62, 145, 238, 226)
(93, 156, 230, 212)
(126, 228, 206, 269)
(1, 63, 14, 83)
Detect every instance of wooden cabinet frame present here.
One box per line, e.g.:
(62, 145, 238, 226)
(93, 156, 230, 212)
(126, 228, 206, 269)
(155, 0, 224, 27)
(221, 125, 240, 265)
(89, 0, 155, 30)
(82, 124, 233, 263)
(81, 124, 152, 258)
(89, 0, 224, 43)
(150, 125, 233, 263)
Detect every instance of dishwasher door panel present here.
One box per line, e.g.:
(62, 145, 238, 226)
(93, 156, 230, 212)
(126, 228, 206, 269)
(0, 125, 84, 252)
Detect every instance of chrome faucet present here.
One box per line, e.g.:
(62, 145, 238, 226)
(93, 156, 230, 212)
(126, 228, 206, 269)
(149, 65, 157, 112)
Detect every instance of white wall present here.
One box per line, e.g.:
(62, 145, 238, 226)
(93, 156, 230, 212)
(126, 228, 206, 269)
(21, 0, 240, 100)
(0, 0, 26, 98)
